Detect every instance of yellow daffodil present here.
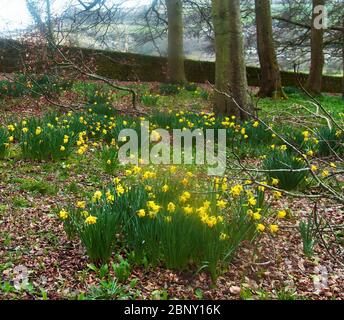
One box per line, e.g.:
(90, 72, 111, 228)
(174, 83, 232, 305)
(170, 166, 177, 174)
(35, 127, 42, 135)
(219, 232, 229, 241)
(230, 184, 243, 197)
(253, 212, 262, 220)
(142, 171, 156, 180)
(145, 185, 153, 192)
(113, 177, 121, 184)
(137, 209, 146, 218)
(205, 216, 217, 228)
(269, 224, 279, 233)
(246, 209, 253, 217)
(258, 185, 265, 192)
(183, 205, 193, 215)
(181, 178, 189, 186)
(302, 131, 310, 141)
(151, 130, 161, 142)
(148, 211, 158, 219)
(59, 209, 68, 220)
(216, 199, 227, 210)
(311, 165, 317, 172)
(92, 190, 102, 202)
(85, 215, 97, 225)
(273, 191, 282, 200)
(307, 150, 314, 157)
(256, 224, 265, 232)
(77, 146, 87, 155)
(147, 201, 161, 214)
(248, 197, 257, 206)
(277, 210, 287, 219)
(217, 216, 224, 223)
(271, 178, 279, 186)
(116, 184, 125, 196)
(164, 216, 172, 223)
(330, 162, 336, 169)
(186, 171, 193, 178)
(133, 166, 141, 174)
(76, 201, 86, 209)
(321, 170, 329, 178)
(106, 190, 115, 203)
(167, 202, 176, 213)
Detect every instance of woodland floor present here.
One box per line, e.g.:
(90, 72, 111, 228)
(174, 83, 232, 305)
(0, 81, 343, 300)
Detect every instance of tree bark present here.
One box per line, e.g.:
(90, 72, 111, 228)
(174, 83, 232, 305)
(212, 0, 233, 116)
(342, 18, 344, 100)
(26, 0, 45, 38)
(228, 0, 252, 120)
(306, 0, 325, 95)
(212, 0, 253, 120)
(255, 0, 286, 99)
(46, 0, 54, 45)
(166, 0, 186, 84)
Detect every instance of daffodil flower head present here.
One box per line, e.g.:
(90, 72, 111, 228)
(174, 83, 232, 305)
(277, 210, 287, 219)
(59, 209, 68, 220)
(167, 202, 176, 213)
(257, 224, 265, 232)
(92, 190, 102, 202)
(269, 224, 279, 233)
(85, 215, 97, 225)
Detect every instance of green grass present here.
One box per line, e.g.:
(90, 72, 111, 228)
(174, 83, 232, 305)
(17, 178, 58, 195)
(12, 196, 31, 208)
(0, 204, 8, 215)
(259, 93, 343, 120)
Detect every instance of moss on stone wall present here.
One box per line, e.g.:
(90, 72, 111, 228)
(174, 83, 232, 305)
(0, 39, 25, 73)
(0, 38, 342, 93)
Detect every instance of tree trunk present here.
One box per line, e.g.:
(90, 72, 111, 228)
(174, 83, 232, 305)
(255, 0, 286, 99)
(306, 0, 325, 95)
(212, 0, 253, 120)
(228, 0, 253, 120)
(166, 0, 186, 84)
(212, 0, 233, 116)
(46, 0, 54, 45)
(342, 18, 344, 100)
